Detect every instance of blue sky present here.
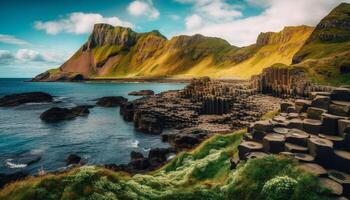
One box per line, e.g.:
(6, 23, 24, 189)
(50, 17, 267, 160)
(0, 0, 348, 77)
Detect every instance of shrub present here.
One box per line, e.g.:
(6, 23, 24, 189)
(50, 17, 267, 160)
(261, 176, 297, 200)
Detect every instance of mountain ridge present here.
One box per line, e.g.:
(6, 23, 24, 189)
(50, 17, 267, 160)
(33, 3, 350, 83)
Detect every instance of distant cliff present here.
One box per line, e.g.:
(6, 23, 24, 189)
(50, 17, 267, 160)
(33, 3, 350, 84)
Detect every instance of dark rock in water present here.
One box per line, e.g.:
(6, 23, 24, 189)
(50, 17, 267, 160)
(40, 105, 93, 123)
(5, 151, 42, 168)
(148, 148, 173, 166)
(40, 107, 75, 123)
(65, 154, 81, 165)
(0, 172, 29, 188)
(128, 90, 155, 96)
(70, 105, 93, 116)
(0, 92, 53, 107)
(130, 151, 144, 161)
(128, 158, 150, 170)
(96, 96, 128, 107)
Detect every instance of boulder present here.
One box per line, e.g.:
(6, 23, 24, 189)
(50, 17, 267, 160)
(130, 151, 144, 160)
(128, 158, 150, 170)
(65, 154, 81, 165)
(70, 105, 93, 116)
(128, 90, 155, 96)
(40, 107, 74, 123)
(311, 95, 330, 110)
(96, 96, 128, 107)
(148, 148, 173, 166)
(331, 88, 350, 102)
(0, 92, 53, 107)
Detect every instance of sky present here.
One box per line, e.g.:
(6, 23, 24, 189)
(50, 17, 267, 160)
(0, 0, 349, 78)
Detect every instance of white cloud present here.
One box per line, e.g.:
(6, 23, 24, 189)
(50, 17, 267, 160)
(185, 14, 203, 30)
(179, 0, 350, 46)
(34, 12, 134, 35)
(176, 0, 242, 22)
(127, 0, 160, 20)
(0, 49, 68, 66)
(0, 34, 30, 45)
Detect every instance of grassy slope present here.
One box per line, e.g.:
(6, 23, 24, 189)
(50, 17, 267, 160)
(0, 129, 331, 200)
(292, 3, 350, 85)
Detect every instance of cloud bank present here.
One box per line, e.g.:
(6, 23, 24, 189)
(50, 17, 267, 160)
(178, 0, 350, 46)
(0, 34, 30, 45)
(34, 12, 134, 35)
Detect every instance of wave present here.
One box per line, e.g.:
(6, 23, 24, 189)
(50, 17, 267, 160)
(4, 159, 27, 169)
(129, 140, 139, 148)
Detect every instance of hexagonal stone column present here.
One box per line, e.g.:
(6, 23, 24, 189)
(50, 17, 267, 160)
(298, 163, 327, 177)
(328, 170, 350, 196)
(238, 141, 263, 160)
(334, 150, 350, 174)
(262, 134, 286, 154)
(321, 113, 346, 136)
(308, 137, 334, 168)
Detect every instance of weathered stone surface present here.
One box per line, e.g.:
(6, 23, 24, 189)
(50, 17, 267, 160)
(295, 99, 312, 113)
(253, 120, 273, 132)
(308, 137, 334, 167)
(263, 134, 285, 153)
(285, 129, 309, 146)
(321, 113, 346, 136)
(246, 152, 268, 160)
(311, 95, 331, 110)
(329, 101, 350, 117)
(287, 118, 304, 129)
(238, 141, 263, 160)
(339, 120, 350, 137)
(328, 170, 350, 196)
(334, 150, 350, 174)
(303, 118, 322, 134)
(319, 178, 343, 196)
(307, 107, 327, 120)
(298, 163, 327, 177)
(128, 90, 155, 96)
(294, 153, 315, 163)
(280, 102, 294, 113)
(285, 142, 309, 153)
(0, 92, 53, 107)
(162, 128, 211, 149)
(96, 96, 128, 107)
(331, 88, 350, 102)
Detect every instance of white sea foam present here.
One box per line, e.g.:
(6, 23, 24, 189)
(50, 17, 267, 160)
(5, 159, 27, 169)
(130, 140, 139, 148)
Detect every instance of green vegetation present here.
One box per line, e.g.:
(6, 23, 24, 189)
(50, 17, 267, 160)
(0, 130, 331, 200)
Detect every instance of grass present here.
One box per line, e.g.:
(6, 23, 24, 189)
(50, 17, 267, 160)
(0, 128, 331, 200)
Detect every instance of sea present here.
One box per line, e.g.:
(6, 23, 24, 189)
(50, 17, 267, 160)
(0, 78, 186, 175)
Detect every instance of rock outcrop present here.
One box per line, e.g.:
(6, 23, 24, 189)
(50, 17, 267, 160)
(240, 85, 350, 197)
(0, 92, 53, 107)
(128, 90, 155, 96)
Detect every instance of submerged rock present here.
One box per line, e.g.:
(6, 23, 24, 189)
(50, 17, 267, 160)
(65, 154, 81, 165)
(96, 96, 128, 107)
(128, 90, 155, 96)
(0, 92, 53, 107)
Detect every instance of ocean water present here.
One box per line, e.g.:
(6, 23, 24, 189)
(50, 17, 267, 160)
(0, 78, 186, 175)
